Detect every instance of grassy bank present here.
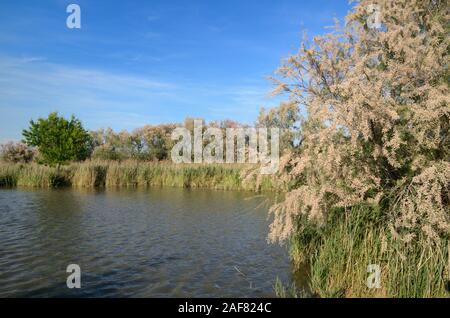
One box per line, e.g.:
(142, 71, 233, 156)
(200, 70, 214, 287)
(0, 161, 275, 191)
(286, 205, 449, 298)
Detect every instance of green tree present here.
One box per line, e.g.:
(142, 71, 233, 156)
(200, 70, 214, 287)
(22, 112, 92, 165)
(257, 101, 301, 152)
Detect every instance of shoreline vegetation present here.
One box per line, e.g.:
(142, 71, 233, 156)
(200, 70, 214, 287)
(2, 160, 448, 298)
(1, 0, 448, 299)
(286, 206, 449, 298)
(267, 0, 449, 298)
(0, 161, 275, 191)
(3, 160, 447, 298)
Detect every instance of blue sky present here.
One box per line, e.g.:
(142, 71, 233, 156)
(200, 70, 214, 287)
(0, 0, 351, 142)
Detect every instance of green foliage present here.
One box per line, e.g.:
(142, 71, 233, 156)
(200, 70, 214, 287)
(290, 205, 449, 297)
(257, 101, 301, 152)
(91, 144, 123, 161)
(88, 118, 254, 163)
(273, 277, 301, 298)
(89, 124, 177, 162)
(22, 112, 92, 165)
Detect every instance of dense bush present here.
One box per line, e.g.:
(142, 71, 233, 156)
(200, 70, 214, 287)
(257, 101, 301, 152)
(22, 112, 92, 165)
(88, 119, 255, 162)
(91, 144, 123, 161)
(269, 0, 449, 246)
(90, 125, 179, 162)
(265, 0, 449, 298)
(0, 142, 35, 163)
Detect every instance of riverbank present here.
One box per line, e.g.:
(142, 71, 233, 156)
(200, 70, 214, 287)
(285, 205, 449, 298)
(0, 161, 275, 191)
(3, 161, 447, 298)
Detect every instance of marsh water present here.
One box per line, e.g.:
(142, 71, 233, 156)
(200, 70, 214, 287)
(0, 187, 294, 297)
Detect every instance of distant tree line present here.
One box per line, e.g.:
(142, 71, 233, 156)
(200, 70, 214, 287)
(1, 107, 299, 166)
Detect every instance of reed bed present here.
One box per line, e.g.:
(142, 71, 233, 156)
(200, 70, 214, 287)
(0, 162, 71, 188)
(0, 161, 275, 191)
(0, 163, 20, 187)
(287, 205, 449, 298)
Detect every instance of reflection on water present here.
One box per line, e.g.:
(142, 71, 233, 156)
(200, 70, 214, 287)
(0, 187, 293, 297)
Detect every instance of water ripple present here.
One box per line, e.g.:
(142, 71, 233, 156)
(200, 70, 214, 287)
(0, 187, 292, 297)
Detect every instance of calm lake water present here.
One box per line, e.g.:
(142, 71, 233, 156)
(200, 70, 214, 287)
(0, 187, 293, 297)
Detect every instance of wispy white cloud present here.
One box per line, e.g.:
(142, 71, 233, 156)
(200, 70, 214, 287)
(0, 55, 280, 141)
(0, 55, 175, 96)
(0, 55, 179, 138)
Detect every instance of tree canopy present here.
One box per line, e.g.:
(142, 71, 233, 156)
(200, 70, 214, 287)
(22, 112, 92, 165)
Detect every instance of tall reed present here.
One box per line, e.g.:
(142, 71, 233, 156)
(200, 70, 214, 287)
(0, 163, 71, 188)
(0, 163, 20, 187)
(288, 205, 449, 297)
(70, 161, 108, 187)
(0, 161, 275, 191)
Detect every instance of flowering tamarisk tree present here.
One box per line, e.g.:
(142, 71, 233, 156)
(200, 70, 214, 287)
(268, 0, 449, 245)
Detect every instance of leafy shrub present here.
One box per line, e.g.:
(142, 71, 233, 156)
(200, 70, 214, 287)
(91, 144, 123, 161)
(0, 142, 35, 163)
(22, 112, 92, 165)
